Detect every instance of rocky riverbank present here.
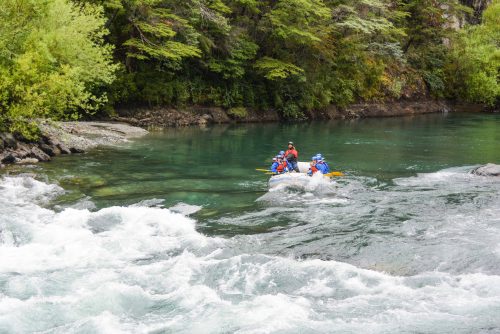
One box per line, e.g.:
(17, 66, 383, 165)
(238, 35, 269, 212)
(0, 121, 147, 168)
(114, 99, 459, 128)
(113, 106, 281, 128)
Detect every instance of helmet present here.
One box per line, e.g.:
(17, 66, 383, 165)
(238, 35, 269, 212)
(288, 141, 294, 146)
(272, 157, 277, 161)
(311, 156, 318, 161)
(279, 151, 285, 155)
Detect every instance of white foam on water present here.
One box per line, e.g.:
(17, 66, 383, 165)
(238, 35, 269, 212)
(130, 198, 165, 208)
(393, 166, 486, 188)
(259, 173, 338, 207)
(237, 180, 267, 188)
(169, 202, 203, 215)
(1, 176, 500, 333)
(0, 175, 63, 205)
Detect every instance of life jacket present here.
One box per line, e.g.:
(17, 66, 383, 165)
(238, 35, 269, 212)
(277, 161, 288, 173)
(316, 161, 329, 174)
(285, 148, 298, 161)
(323, 162, 330, 173)
(309, 165, 319, 175)
(270, 161, 279, 173)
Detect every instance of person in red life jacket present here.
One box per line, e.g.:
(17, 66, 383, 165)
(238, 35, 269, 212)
(284, 141, 300, 172)
(307, 156, 319, 176)
(276, 156, 289, 174)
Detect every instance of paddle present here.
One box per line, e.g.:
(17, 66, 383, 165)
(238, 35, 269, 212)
(255, 168, 271, 172)
(256, 168, 278, 175)
(324, 171, 344, 177)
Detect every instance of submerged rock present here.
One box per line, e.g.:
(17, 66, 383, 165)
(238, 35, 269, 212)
(471, 163, 500, 177)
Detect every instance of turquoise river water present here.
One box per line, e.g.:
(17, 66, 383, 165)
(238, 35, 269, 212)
(1, 112, 499, 333)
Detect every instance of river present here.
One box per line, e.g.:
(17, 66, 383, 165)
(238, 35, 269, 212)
(1, 112, 500, 333)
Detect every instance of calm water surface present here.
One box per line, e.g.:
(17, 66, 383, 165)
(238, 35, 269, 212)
(1, 112, 499, 333)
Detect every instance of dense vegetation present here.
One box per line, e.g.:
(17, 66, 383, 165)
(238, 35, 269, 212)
(0, 0, 498, 137)
(0, 0, 117, 138)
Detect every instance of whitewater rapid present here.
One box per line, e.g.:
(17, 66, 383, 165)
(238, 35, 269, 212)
(1, 170, 500, 333)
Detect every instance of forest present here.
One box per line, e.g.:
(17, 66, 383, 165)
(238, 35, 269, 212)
(0, 0, 498, 138)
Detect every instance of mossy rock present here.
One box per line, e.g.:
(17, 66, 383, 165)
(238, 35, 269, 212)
(227, 107, 248, 119)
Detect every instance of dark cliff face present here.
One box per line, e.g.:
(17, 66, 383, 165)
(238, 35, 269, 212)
(461, 0, 492, 23)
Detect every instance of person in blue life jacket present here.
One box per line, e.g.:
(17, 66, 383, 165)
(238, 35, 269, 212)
(270, 157, 279, 173)
(307, 156, 319, 176)
(276, 155, 289, 174)
(323, 157, 330, 173)
(315, 154, 330, 174)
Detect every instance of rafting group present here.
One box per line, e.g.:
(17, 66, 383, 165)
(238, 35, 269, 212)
(269, 141, 330, 176)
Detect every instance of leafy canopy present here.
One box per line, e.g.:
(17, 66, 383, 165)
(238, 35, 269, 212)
(446, 0, 500, 105)
(0, 0, 117, 138)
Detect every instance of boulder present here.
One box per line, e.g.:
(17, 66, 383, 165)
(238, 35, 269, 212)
(57, 143, 72, 154)
(1, 153, 16, 164)
(0, 133, 17, 149)
(30, 147, 51, 162)
(471, 163, 500, 177)
(39, 143, 56, 157)
(17, 158, 39, 164)
(70, 147, 85, 154)
(15, 143, 32, 159)
(208, 108, 231, 123)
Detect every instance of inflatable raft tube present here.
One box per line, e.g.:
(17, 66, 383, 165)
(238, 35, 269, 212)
(268, 172, 312, 189)
(297, 161, 311, 173)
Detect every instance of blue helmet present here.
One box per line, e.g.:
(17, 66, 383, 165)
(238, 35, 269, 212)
(311, 156, 318, 161)
(279, 151, 285, 155)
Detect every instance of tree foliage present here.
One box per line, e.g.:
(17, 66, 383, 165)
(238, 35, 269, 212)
(0, 0, 117, 138)
(446, 0, 500, 105)
(0, 0, 498, 137)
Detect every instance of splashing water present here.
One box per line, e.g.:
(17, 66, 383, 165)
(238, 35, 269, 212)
(0, 169, 499, 333)
(1, 114, 500, 333)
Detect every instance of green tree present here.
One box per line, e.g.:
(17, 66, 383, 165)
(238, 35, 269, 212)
(446, 0, 500, 105)
(400, 0, 469, 95)
(0, 0, 117, 138)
